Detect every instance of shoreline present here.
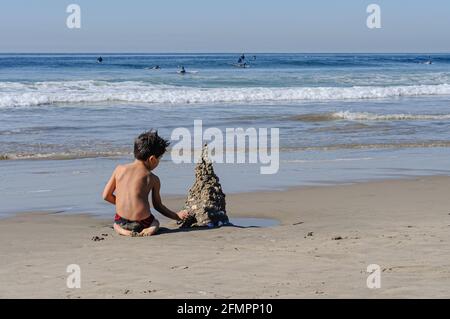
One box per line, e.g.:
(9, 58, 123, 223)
(2, 173, 448, 221)
(1, 176, 450, 298)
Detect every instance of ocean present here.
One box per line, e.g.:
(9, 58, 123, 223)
(1, 53, 450, 216)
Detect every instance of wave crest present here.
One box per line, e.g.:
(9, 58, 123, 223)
(291, 111, 450, 122)
(333, 111, 450, 121)
(1, 81, 450, 107)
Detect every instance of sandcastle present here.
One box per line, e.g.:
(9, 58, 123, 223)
(179, 144, 229, 228)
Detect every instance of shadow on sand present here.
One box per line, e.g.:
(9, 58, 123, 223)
(157, 224, 261, 235)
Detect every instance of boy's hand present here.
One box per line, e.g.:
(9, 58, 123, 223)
(177, 210, 189, 220)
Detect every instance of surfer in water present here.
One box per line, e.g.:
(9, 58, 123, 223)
(97, 56, 103, 63)
(235, 53, 248, 68)
(237, 53, 245, 64)
(420, 56, 433, 65)
(152, 65, 161, 70)
(179, 66, 186, 74)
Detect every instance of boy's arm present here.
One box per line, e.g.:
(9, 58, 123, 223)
(151, 175, 187, 221)
(102, 167, 117, 205)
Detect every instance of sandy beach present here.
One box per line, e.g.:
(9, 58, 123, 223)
(1, 176, 449, 298)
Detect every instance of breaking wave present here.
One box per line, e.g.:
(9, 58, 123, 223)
(1, 81, 450, 107)
(291, 111, 450, 122)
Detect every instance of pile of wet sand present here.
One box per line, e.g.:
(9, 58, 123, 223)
(179, 145, 229, 228)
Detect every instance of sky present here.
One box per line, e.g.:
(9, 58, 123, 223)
(0, 0, 449, 53)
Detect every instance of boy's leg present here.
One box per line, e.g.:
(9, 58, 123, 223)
(139, 219, 160, 236)
(113, 222, 134, 236)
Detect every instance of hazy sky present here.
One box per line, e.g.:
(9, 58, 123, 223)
(0, 0, 449, 52)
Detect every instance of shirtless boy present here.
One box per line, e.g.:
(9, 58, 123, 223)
(102, 130, 188, 236)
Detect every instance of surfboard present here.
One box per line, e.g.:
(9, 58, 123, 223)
(177, 70, 198, 74)
(232, 63, 250, 68)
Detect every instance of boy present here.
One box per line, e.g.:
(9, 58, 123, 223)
(102, 130, 188, 236)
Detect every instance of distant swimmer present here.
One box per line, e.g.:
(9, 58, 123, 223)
(97, 56, 103, 63)
(176, 66, 199, 74)
(151, 65, 161, 70)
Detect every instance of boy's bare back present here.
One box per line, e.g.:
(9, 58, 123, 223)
(113, 162, 156, 221)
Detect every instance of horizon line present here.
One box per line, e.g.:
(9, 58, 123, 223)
(0, 51, 449, 55)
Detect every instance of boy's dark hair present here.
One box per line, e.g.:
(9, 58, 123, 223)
(134, 130, 170, 161)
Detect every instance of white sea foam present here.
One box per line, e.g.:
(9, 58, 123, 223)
(1, 81, 450, 107)
(333, 111, 450, 121)
(282, 157, 375, 163)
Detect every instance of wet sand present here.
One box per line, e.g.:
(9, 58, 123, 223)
(1, 176, 450, 298)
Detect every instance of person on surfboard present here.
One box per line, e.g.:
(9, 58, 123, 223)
(238, 53, 245, 64)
